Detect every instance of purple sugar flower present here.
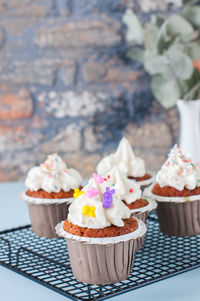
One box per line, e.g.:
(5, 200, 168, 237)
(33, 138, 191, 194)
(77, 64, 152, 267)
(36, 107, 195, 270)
(103, 187, 115, 209)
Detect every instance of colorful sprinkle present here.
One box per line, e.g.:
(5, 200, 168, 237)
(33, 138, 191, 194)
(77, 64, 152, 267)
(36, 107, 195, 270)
(82, 205, 96, 217)
(129, 188, 134, 193)
(85, 187, 99, 198)
(107, 175, 110, 179)
(103, 187, 115, 209)
(73, 188, 84, 199)
(93, 173, 104, 184)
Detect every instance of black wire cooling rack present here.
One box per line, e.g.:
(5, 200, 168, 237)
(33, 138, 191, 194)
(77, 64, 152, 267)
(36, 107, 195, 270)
(1, 215, 200, 301)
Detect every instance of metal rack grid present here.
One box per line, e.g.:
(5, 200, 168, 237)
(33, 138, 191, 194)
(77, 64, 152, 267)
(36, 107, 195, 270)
(0, 216, 200, 301)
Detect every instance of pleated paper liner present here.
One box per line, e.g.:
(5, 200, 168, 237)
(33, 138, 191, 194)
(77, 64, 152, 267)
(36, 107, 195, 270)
(146, 186, 200, 236)
(56, 219, 146, 285)
(131, 199, 157, 250)
(28, 203, 70, 238)
(20, 192, 74, 238)
(157, 200, 200, 236)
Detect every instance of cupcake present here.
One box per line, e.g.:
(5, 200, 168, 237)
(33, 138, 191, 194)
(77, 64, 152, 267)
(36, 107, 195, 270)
(106, 167, 157, 250)
(106, 167, 157, 224)
(97, 137, 153, 190)
(150, 145, 200, 236)
(56, 174, 146, 284)
(21, 153, 82, 238)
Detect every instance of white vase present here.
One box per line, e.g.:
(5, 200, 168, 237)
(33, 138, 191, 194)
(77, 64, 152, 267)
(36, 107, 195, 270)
(177, 99, 200, 162)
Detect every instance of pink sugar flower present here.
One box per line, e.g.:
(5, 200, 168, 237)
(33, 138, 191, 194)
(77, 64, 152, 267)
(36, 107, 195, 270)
(86, 187, 99, 198)
(93, 173, 104, 184)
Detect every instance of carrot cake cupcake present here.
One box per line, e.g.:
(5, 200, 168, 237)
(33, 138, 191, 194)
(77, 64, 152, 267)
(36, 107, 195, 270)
(56, 174, 146, 284)
(106, 167, 157, 250)
(97, 137, 153, 190)
(150, 145, 200, 236)
(21, 153, 82, 238)
(106, 166, 157, 223)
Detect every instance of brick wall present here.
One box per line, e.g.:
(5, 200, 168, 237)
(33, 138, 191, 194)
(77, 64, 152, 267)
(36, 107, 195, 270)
(0, 0, 181, 181)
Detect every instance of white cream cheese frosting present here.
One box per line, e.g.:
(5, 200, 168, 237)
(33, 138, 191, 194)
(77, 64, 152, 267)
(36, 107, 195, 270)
(156, 145, 200, 191)
(25, 153, 82, 193)
(97, 137, 146, 178)
(68, 175, 131, 229)
(105, 167, 142, 204)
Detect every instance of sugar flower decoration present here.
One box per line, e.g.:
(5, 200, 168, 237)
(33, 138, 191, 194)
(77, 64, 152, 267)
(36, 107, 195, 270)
(85, 187, 99, 198)
(93, 173, 104, 184)
(103, 187, 115, 209)
(73, 188, 84, 199)
(82, 205, 96, 217)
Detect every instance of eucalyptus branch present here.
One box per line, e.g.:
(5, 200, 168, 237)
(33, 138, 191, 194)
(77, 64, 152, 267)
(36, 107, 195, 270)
(165, 53, 184, 96)
(183, 81, 200, 100)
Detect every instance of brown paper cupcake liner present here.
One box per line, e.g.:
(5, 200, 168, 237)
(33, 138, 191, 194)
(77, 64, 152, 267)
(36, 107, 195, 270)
(66, 238, 136, 284)
(28, 203, 70, 238)
(132, 211, 148, 251)
(56, 219, 146, 284)
(132, 211, 148, 224)
(130, 199, 157, 250)
(156, 200, 200, 236)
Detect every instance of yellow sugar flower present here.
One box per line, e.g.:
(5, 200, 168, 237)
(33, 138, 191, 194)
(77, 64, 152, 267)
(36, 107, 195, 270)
(82, 205, 96, 217)
(73, 188, 84, 199)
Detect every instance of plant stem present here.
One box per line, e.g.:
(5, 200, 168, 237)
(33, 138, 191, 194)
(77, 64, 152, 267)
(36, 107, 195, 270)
(183, 81, 200, 100)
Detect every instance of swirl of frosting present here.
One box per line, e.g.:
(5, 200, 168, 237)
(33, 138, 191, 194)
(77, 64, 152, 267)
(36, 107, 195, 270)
(97, 137, 146, 177)
(25, 153, 82, 193)
(105, 167, 142, 204)
(68, 176, 131, 229)
(156, 145, 200, 191)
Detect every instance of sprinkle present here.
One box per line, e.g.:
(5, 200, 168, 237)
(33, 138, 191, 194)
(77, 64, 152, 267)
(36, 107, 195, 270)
(93, 173, 104, 184)
(73, 188, 84, 199)
(82, 205, 96, 217)
(104, 178, 107, 181)
(85, 187, 99, 198)
(129, 188, 133, 193)
(103, 187, 115, 209)
(107, 175, 110, 179)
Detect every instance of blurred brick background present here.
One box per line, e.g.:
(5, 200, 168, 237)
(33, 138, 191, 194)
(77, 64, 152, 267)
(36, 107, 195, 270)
(0, 0, 181, 181)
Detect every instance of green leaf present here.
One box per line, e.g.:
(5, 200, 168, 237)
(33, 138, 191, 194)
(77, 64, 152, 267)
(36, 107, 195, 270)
(144, 52, 169, 75)
(167, 15, 194, 42)
(182, 6, 200, 28)
(184, 69, 200, 100)
(152, 75, 181, 108)
(144, 23, 159, 51)
(122, 9, 144, 44)
(186, 42, 200, 60)
(156, 21, 171, 54)
(167, 44, 194, 79)
(127, 47, 144, 62)
(151, 15, 166, 28)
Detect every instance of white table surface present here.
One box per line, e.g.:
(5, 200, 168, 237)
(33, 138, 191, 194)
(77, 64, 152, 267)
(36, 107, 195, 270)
(0, 182, 200, 301)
